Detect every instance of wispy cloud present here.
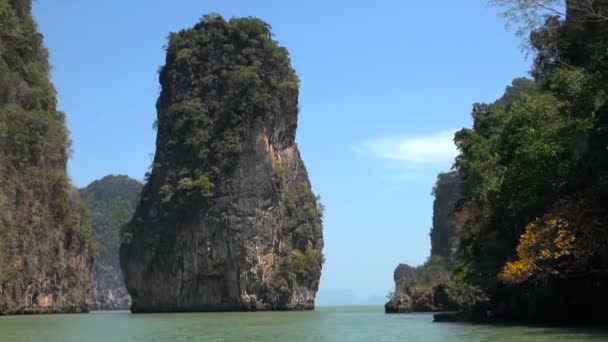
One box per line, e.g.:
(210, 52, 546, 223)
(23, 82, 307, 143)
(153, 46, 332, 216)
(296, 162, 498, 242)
(355, 129, 458, 165)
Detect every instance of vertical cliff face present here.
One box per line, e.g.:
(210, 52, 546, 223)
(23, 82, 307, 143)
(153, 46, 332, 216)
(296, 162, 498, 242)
(80, 175, 142, 310)
(120, 15, 324, 313)
(386, 171, 476, 313)
(0, 0, 93, 314)
(430, 172, 463, 259)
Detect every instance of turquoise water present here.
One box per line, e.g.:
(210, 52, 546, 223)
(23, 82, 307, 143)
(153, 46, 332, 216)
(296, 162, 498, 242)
(1, 306, 607, 341)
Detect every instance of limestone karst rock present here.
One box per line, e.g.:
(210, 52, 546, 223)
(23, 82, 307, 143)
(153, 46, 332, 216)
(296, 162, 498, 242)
(429, 172, 464, 259)
(119, 15, 324, 312)
(0, 0, 93, 314)
(385, 263, 487, 314)
(80, 175, 142, 310)
(385, 171, 482, 314)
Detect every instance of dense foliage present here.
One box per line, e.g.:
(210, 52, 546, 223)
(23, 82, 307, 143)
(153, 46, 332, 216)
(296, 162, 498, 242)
(400, 256, 453, 292)
(0, 0, 93, 255)
(143, 14, 299, 212)
(0, 0, 93, 312)
(80, 176, 142, 277)
(127, 12, 322, 263)
(452, 0, 608, 320)
(0, 0, 66, 166)
(80, 175, 142, 309)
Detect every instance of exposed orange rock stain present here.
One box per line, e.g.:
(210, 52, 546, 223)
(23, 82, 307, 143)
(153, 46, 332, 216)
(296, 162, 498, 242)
(259, 133, 296, 168)
(39, 295, 53, 307)
(259, 253, 276, 282)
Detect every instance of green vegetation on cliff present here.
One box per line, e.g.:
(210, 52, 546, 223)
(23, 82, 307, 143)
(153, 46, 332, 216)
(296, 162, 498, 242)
(450, 0, 608, 322)
(121, 14, 323, 312)
(410, 172, 463, 289)
(389, 3, 608, 318)
(0, 0, 93, 314)
(80, 175, 142, 310)
(386, 172, 467, 313)
(145, 14, 299, 211)
(396, 172, 463, 293)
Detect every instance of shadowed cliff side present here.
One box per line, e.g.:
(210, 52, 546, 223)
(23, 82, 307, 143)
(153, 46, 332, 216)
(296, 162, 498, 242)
(80, 175, 142, 310)
(120, 14, 324, 313)
(430, 172, 465, 260)
(0, 0, 94, 314)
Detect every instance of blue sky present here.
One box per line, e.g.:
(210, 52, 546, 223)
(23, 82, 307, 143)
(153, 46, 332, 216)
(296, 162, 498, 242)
(33, 0, 529, 301)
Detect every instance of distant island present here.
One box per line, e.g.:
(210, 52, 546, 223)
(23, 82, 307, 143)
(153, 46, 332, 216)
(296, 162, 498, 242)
(316, 289, 385, 307)
(79, 175, 142, 310)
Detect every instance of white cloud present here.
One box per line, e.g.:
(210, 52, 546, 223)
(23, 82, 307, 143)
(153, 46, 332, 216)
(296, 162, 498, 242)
(356, 129, 458, 165)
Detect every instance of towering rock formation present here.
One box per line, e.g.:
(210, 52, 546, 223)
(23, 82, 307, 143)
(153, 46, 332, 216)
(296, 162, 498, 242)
(80, 175, 142, 310)
(385, 171, 485, 313)
(0, 0, 93, 314)
(120, 15, 324, 313)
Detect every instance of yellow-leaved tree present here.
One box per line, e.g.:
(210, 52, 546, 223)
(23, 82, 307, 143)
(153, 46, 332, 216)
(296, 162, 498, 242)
(500, 200, 608, 284)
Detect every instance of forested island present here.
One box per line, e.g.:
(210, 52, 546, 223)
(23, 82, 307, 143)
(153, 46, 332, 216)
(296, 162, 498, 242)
(387, 0, 608, 324)
(119, 15, 324, 312)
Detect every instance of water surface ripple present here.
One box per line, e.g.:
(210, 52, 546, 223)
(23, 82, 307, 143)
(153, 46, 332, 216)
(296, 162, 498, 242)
(0, 306, 607, 341)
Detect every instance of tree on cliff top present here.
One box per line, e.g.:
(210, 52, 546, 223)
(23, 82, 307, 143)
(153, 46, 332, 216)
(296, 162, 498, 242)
(491, 0, 608, 36)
